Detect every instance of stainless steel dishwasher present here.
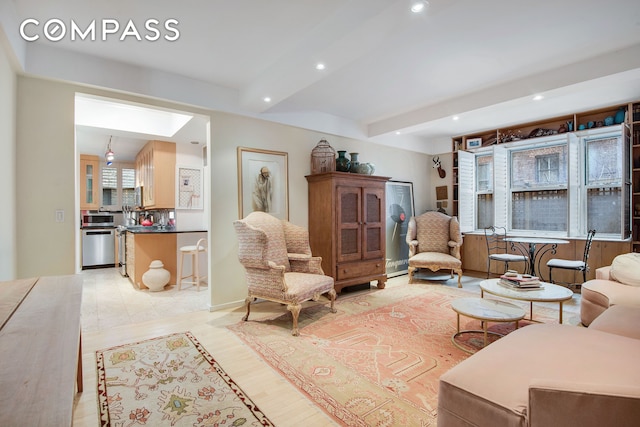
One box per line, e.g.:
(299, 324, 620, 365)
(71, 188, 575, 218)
(82, 228, 116, 269)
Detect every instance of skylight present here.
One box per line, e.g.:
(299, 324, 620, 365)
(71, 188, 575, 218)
(75, 95, 193, 137)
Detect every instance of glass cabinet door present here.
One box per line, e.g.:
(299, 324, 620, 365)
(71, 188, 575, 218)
(85, 162, 94, 205)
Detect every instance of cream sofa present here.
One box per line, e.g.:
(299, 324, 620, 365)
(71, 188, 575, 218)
(580, 253, 640, 326)
(438, 305, 640, 426)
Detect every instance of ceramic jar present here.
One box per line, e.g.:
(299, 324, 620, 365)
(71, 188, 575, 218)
(142, 260, 170, 292)
(615, 107, 626, 124)
(349, 152, 360, 173)
(336, 150, 351, 172)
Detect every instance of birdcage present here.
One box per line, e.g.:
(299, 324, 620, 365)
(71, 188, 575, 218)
(310, 139, 336, 174)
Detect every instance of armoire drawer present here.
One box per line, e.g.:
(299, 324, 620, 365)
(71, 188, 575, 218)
(336, 260, 384, 281)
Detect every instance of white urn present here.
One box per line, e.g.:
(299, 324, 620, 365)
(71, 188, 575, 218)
(142, 260, 170, 292)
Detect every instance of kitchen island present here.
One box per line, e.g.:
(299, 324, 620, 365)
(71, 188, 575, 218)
(125, 226, 206, 290)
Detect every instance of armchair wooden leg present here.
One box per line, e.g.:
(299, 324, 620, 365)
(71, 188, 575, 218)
(408, 266, 415, 284)
(456, 269, 462, 288)
(242, 297, 255, 321)
(328, 289, 337, 313)
(288, 303, 302, 336)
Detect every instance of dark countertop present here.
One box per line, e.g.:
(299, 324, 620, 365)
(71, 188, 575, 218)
(125, 226, 206, 234)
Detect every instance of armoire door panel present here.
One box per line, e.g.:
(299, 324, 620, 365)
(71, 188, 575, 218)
(337, 186, 362, 262)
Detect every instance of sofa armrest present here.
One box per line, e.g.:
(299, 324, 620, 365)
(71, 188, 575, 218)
(595, 266, 611, 280)
(529, 379, 640, 427)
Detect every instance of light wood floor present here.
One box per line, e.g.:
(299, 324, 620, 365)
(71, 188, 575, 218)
(72, 268, 581, 426)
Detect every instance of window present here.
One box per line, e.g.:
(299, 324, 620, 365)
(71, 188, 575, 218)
(585, 136, 623, 234)
(458, 127, 630, 240)
(511, 145, 568, 232)
(476, 155, 493, 229)
(101, 163, 136, 210)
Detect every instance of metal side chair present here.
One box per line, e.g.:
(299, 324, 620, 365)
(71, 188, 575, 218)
(484, 226, 528, 278)
(547, 229, 596, 287)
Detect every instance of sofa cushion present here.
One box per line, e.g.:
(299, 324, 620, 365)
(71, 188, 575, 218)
(589, 305, 640, 340)
(610, 253, 640, 287)
(438, 324, 640, 427)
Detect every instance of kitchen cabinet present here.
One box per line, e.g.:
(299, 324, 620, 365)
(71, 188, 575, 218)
(79, 154, 99, 210)
(125, 232, 177, 290)
(135, 140, 176, 209)
(306, 172, 390, 293)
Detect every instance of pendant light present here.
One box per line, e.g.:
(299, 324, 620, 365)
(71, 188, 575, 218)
(105, 136, 115, 166)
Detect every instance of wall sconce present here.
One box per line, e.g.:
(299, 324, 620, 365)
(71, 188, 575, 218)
(105, 136, 115, 166)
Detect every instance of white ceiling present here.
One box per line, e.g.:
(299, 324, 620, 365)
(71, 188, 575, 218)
(5, 0, 640, 155)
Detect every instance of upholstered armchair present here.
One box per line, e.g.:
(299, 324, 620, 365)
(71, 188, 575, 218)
(406, 211, 463, 287)
(233, 211, 337, 336)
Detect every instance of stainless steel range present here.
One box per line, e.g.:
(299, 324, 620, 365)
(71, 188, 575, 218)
(81, 212, 115, 269)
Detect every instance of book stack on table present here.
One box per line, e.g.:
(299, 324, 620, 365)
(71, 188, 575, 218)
(499, 272, 543, 290)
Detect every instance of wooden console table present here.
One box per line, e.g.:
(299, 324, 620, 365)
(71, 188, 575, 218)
(0, 275, 83, 426)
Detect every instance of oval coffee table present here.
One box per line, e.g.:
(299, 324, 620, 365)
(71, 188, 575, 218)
(480, 279, 573, 324)
(451, 297, 526, 354)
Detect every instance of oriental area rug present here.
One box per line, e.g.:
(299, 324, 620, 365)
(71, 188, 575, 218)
(228, 283, 578, 426)
(96, 331, 274, 427)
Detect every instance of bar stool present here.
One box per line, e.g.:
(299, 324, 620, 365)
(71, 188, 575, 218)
(177, 238, 208, 291)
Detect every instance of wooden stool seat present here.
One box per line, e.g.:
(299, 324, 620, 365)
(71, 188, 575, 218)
(177, 238, 207, 291)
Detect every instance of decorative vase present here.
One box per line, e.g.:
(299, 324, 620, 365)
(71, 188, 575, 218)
(335, 150, 351, 172)
(355, 163, 375, 174)
(614, 107, 626, 124)
(142, 260, 170, 292)
(349, 152, 360, 173)
(604, 116, 614, 126)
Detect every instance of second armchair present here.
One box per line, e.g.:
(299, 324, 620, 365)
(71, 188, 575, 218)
(406, 211, 463, 287)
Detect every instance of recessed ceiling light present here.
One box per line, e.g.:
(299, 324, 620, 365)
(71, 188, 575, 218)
(533, 95, 544, 101)
(453, 116, 460, 121)
(316, 63, 326, 71)
(411, 1, 429, 13)
(263, 97, 271, 103)
(395, 131, 402, 135)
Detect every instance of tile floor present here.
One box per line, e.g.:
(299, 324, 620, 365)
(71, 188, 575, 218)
(80, 267, 212, 333)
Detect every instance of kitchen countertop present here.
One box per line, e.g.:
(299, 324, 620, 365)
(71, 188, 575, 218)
(125, 226, 206, 234)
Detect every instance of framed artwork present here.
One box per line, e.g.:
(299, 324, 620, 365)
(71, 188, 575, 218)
(237, 147, 289, 220)
(177, 166, 203, 209)
(466, 137, 482, 149)
(385, 180, 415, 277)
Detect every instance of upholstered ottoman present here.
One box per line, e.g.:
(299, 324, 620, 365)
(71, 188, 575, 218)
(580, 253, 640, 326)
(437, 324, 640, 427)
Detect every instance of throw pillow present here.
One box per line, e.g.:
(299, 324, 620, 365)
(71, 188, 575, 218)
(610, 253, 640, 287)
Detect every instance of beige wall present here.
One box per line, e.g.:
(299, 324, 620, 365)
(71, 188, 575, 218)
(15, 76, 432, 308)
(0, 40, 17, 280)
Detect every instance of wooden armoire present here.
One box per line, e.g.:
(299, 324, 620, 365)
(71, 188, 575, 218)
(306, 172, 390, 293)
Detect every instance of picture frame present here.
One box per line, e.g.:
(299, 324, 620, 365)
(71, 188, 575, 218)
(385, 180, 415, 277)
(466, 137, 482, 149)
(177, 166, 203, 209)
(237, 147, 289, 220)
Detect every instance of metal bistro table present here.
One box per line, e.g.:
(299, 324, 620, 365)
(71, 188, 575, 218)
(503, 237, 569, 280)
